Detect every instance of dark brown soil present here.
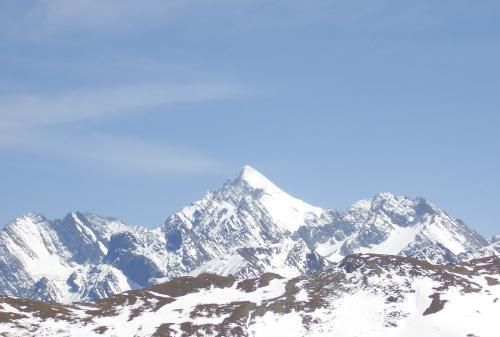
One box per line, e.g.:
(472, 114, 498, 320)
(423, 293, 447, 316)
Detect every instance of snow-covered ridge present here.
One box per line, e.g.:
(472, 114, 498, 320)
(225, 165, 324, 232)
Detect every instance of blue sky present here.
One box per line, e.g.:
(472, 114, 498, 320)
(0, 0, 499, 235)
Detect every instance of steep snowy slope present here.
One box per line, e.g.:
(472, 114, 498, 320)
(1, 254, 498, 337)
(460, 235, 500, 260)
(236, 165, 324, 232)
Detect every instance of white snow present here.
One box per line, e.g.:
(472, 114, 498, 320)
(239, 165, 324, 232)
(294, 288, 309, 302)
(250, 311, 306, 337)
(362, 224, 422, 255)
(316, 238, 347, 261)
(2, 215, 73, 280)
(421, 219, 469, 255)
(189, 254, 247, 276)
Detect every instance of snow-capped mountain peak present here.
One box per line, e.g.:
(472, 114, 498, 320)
(370, 192, 437, 217)
(6, 212, 47, 228)
(228, 165, 324, 232)
(310, 192, 489, 263)
(237, 165, 279, 191)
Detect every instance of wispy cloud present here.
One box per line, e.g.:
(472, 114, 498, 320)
(0, 81, 242, 175)
(0, 82, 241, 128)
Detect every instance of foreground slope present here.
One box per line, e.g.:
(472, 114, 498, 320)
(0, 254, 498, 337)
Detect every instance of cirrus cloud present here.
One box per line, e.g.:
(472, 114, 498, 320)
(0, 82, 242, 128)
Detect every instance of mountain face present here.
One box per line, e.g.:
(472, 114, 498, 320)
(1, 254, 498, 337)
(0, 166, 495, 303)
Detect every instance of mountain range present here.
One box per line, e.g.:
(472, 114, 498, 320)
(0, 165, 496, 304)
